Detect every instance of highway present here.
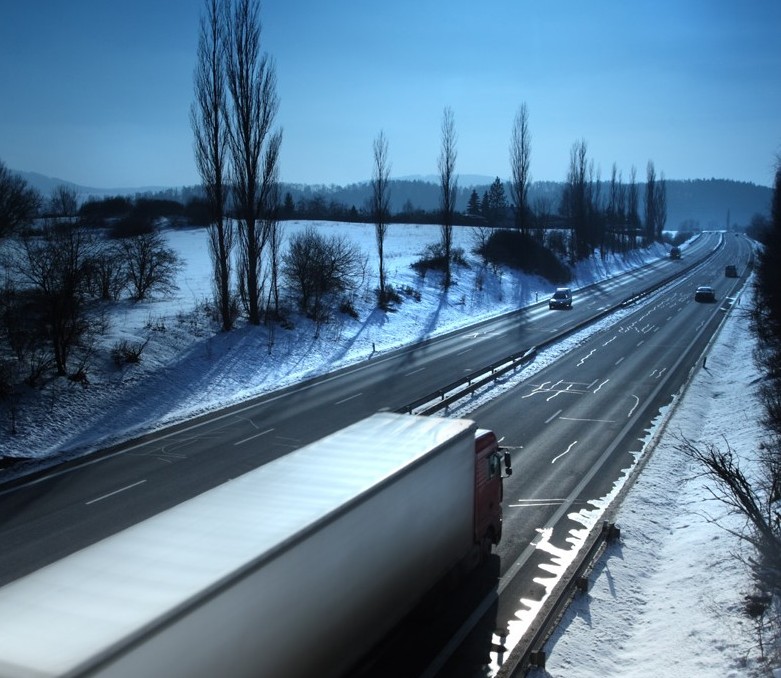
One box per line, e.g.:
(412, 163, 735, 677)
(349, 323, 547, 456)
(0, 232, 750, 675)
(347, 232, 753, 677)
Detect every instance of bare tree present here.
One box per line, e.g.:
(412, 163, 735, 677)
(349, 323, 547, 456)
(192, 0, 235, 331)
(0, 276, 52, 387)
(509, 103, 532, 236)
(259, 131, 283, 321)
(9, 226, 98, 376)
(644, 160, 657, 245)
(0, 160, 40, 238)
(371, 131, 391, 305)
(119, 231, 183, 302)
(87, 240, 127, 301)
(626, 165, 641, 245)
(266, 204, 283, 320)
(283, 226, 366, 330)
(561, 139, 589, 262)
(48, 185, 79, 218)
(224, 0, 281, 325)
(606, 163, 627, 252)
(678, 435, 781, 597)
(588, 160, 603, 255)
(655, 171, 667, 241)
(438, 107, 457, 289)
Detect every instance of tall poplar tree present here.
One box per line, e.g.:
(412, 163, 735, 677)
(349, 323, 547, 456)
(224, 0, 282, 325)
(192, 0, 234, 331)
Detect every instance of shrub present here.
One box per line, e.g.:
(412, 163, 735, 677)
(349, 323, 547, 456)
(399, 285, 421, 302)
(376, 286, 399, 310)
(111, 338, 149, 366)
(478, 229, 571, 284)
(411, 243, 448, 276)
(339, 298, 359, 319)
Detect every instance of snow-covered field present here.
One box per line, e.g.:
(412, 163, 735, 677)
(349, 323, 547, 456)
(0, 221, 667, 469)
(0, 220, 772, 675)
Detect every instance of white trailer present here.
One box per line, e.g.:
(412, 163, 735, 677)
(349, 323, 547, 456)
(0, 413, 508, 678)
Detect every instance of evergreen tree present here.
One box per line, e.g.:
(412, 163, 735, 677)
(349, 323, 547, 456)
(283, 192, 295, 217)
(481, 177, 508, 225)
(467, 189, 481, 217)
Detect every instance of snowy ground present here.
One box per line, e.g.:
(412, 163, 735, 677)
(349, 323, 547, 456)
(0, 221, 667, 471)
(0, 221, 773, 675)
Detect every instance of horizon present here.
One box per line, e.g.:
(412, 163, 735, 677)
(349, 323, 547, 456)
(2, 1, 780, 190)
(15, 168, 773, 195)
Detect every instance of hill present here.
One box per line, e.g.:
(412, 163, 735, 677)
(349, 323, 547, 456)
(14, 169, 772, 231)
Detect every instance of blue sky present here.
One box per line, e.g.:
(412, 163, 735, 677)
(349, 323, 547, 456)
(1, 0, 779, 189)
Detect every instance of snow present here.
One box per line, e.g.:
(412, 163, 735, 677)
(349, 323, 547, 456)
(0, 220, 772, 675)
(0, 221, 668, 467)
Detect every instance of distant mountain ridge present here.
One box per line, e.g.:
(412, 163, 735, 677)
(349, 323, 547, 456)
(15, 170, 168, 201)
(15, 169, 772, 230)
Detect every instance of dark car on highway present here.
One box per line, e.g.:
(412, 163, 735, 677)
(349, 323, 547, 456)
(694, 286, 716, 302)
(725, 265, 738, 277)
(549, 287, 573, 310)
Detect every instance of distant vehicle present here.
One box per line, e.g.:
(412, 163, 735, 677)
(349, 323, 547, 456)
(549, 287, 573, 310)
(670, 246, 681, 260)
(725, 265, 738, 277)
(695, 286, 716, 302)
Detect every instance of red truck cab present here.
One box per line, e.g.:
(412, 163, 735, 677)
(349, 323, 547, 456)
(473, 429, 512, 555)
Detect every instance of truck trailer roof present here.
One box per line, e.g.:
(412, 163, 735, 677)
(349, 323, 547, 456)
(0, 413, 476, 678)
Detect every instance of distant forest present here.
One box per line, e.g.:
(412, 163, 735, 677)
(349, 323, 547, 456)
(18, 170, 773, 231)
(278, 178, 771, 231)
(154, 177, 771, 231)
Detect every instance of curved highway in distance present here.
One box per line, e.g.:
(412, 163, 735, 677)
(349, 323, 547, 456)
(346, 233, 753, 677)
(0, 232, 725, 591)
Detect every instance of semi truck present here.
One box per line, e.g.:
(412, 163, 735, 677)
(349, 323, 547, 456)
(0, 412, 511, 678)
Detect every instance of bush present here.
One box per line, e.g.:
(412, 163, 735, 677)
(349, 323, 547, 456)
(452, 247, 470, 268)
(282, 226, 366, 322)
(111, 339, 149, 366)
(478, 229, 571, 284)
(399, 284, 421, 302)
(411, 243, 448, 276)
(339, 298, 359, 319)
(376, 284, 403, 309)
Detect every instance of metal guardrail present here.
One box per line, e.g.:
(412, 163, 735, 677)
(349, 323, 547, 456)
(397, 348, 538, 416)
(495, 520, 621, 676)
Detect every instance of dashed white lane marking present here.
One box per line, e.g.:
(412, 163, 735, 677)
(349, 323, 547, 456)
(86, 479, 147, 505)
(234, 428, 275, 446)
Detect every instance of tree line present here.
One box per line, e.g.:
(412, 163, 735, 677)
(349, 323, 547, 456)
(0, 160, 371, 418)
(0, 172, 184, 410)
